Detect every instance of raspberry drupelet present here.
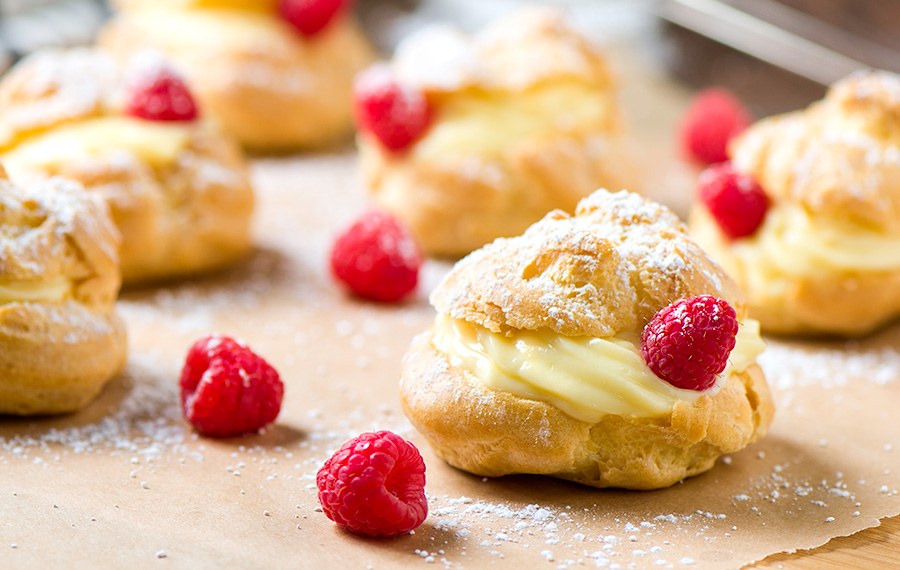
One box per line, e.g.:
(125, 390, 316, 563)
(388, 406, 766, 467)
(353, 64, 433, 153)
(317, 431, 428, 537)
(126, 64, 199, 122)
(330, 209, 422, 302)
(641, 295, 739, 391)
(680, 88, 751, 165)
(278, 0, 351, 37)
(179, 336, 284, 438)
(698, 161, 770, 239)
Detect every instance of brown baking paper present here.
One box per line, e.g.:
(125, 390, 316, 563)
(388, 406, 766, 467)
(0, 154, 897, 569)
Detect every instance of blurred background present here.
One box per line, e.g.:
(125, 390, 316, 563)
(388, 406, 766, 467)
(0, 0, 897, 115)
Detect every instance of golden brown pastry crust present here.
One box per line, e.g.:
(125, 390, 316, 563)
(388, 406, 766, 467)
(690, 71, 900, 336)
(99, 1, 374, 151)
(0, 169, 127, 415)
(401, 189, 774, 489)
(0, 48, 254, 285)
(361, 9, 635, 257)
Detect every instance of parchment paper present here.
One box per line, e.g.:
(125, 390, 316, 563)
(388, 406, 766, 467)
(0, 153, 896, 569)
(1, 3, 899, 566)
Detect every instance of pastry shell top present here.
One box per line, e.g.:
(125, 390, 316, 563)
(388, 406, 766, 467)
(433, 189, 745, 338)
(393, 8, 614, 94)
(0, 166, 121, 304)
(731, 70, 900, 232)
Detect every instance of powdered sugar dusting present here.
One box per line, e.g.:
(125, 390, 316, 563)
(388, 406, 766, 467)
(393, 7, 607, 93)
(433, 188, 731, 338)
(0, 174, 118, 287)
(759, 339, 900, 390)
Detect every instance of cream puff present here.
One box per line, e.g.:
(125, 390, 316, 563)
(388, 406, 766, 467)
(690, 71, 900, 336)
(0, 48, 254, 285)
(355, 9, 635, 258)
(400, 189, 773, 490)
(0, 167, 127, 415)
(99, 0, 374, 151)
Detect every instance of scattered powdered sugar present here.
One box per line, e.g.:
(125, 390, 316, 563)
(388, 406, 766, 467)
(424, 493, 752, 568)
(759, 341, 900, 390)
(0, 352, 188, 463)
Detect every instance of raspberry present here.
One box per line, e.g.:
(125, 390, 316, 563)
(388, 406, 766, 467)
(125, 64, 198, 122)
(354, 65, 433, 153)
(680, 88, 751, 164)
(317, 431, 428, 537)
(330, 209, 421, 302)
(698, 161, 770, 239)
(278, 0, 350, 37)
(640, 296, 739, 391)
(179, 336, 284, 438)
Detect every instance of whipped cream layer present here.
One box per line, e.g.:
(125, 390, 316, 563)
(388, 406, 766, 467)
(2, 117, 191, 172)
(432, 315, 765, 423)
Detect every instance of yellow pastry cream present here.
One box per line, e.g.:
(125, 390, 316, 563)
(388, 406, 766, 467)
(431, 314, 766, 423)
(0, 278, 72, 304)
(414, 82, 617, 161)
(732, 204, 900, 275)
(0, 117, 191, 172)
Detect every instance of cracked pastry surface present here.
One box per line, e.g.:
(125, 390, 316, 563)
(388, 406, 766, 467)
(690, 71, 900, 336)
(360, 9, 635, 257)
(0, 48, 255, 285)
(0, 168, 127, 415)
(401, 189, 773, 490)
(99, 0, 374, 151)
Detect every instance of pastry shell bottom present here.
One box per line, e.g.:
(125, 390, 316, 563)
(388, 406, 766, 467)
(400, 330, 774, 490)
(0, 302, 127, 415)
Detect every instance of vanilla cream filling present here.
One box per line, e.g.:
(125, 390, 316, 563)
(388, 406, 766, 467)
(431, 315, 765, 423)
(724, 204, 900, 300)
(1, 117, 191, 172)
(0, 278, 71, 304)
(414, 83, 615, 161)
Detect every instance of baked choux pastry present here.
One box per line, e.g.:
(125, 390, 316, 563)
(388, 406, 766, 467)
(690, 71, 900, 336)
(355, 9, 635, 257)
(400, 189, 773, 490)
(0, 48, 254, 285)
(0, 167, 127, 415)
(99, 0, 374, 151)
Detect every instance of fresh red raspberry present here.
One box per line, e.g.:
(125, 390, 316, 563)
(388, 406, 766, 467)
(680, 88, 751, 164)
(278, 0, 350, 37)
(354, 65, 433, 153)
(317, 430, 428, 537)
(640, 296, 739, 391)
(125, 64, 198, 122)
(179, 336, 284, 438)
(698, 161, 770, 239)
(330, 209, 421, 302)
